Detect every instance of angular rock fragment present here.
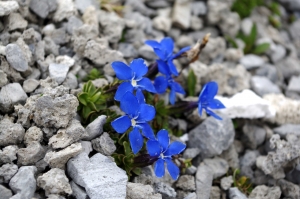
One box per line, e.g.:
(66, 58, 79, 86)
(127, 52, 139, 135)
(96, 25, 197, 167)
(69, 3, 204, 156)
(0, 83, 27, 113)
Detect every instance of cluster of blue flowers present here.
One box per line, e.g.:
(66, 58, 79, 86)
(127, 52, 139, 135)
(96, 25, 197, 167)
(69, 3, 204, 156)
(110, 37, 225, 180)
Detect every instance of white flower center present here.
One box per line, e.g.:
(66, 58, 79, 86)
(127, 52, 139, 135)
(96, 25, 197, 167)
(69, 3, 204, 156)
(131, 119, 136, 126)
(131, 79, 137, 87)
(160, 153, 165, 159)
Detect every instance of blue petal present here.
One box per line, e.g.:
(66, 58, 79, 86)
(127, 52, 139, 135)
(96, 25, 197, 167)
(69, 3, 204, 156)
(154, 76, 168, 94)
(198, 102, 203, 116)
(172, 46, 191, 59)
(205, 108, 223, 120)
(136, 104, 155, 122)
(136, 123, 156, 140)
(111, 116, 131, 134)
(164, 141, 186, 157)
(154, 48, 167, 60)
(160, 37, 174, 58)
(146, 140, 162, 157)
(154, 159, 165, 178)
(167, 60, 179, 76)
(169, 85, 176, 105)
(208, 99, 225, 109)
(199, 81, 218, 102)
(136, 89, 145, 104)
(129, 127, 144, 154)
(171, 81, 185, 95)
(120, 92, 139, 117)
(145, 40, 161, 49)
(137, 78, 156, 93)
(114, 82, 134, 101)
(157, 129, 169, 152)
(157, 60, 171, 76)
(165, 159, 180, 180)
(130, 58, 148, 80)
(112, 61, 133, 80)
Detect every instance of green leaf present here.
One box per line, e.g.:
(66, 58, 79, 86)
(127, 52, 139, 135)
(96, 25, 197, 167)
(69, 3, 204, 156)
(123, 141, 132, 156)
(252, 43, 270, 54)
(78, 93, 89, 106)
(82, 106, 92, 120)
(187, 69, 196, 96)
(90, 91, 102, 103)
(244, 23, 257, 53)
(225, 36, 238, 48)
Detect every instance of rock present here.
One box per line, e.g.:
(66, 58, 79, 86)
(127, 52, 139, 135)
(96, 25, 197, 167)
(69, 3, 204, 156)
(249, 185, 281, 199)
(153, 16, 172, 32)
(190, 16, 203, 30)
(207, 0, 230, 25)
(70, 181, 88, 199)
(0, 70, 8, 87)
(0, 1, 19, 16)
(188, 115, 235, 158)
(191, 1, 207, 16)
(47, 194, 66, 199)
(146, 0, 171, 8)
(49, 119, 87, 149)
(203, 157, 229, 179)
(0, 184, 13, 199)
(7, 13, 28, 31)
(216, 89, 276, 119)
(53, 0, 77, 22)
(220, 176, 233, 190)
(37, 168, 72, 196)
(24, 126, 43, 145)
(210, 186, 221, 199)
(0, 163, 18, 183)
(242, 124, 266, 149)
(184, 192, 197, 199)
(275, 57, 300, 80)
(44, 143, 82, 169)
(0, 145, 18, 165)
(23, 79, 40, 93)
(172, 0, 191, 29)
(183, 148, 201, 159)
(153, 182, 176, 199)
(126, 0, 156, 16)
(288, 76, 300, 93)
(0, 56, 24, 82)
(185, 165, 197, 175)
(229, 187, 248, 199)
(83, 115, 107, 140)
(264, 94, 300, 124)
(255, 64, 280, 84)
(176, 175, 196, 191)
(278, 179, 300, 199)
(75, 0, 99, 13)
(195, 163, 213, 199)
(67, 151, 127, 199)
(82, 6, 99, 30)
(273, 124, 300, 138)
(240, 54, 265, 70)
(17, 142, 46, 165)
(219, 12, 240, 37)
(91, 132, 116, 156)
(250, 76, 281, 96)
(224, 48, 244, 62)
(49, 63, 69, 84)
(220, 145, 239, 169)
(200, 37, 226, 63)
(9, 166, 37, 199)
(269, 44, 286, 63)
(0, 116, 25, 147)
(67, 16, 83, 35)
(126, 182, 162, 199)
(118, 43, 138, 58)
(29, 0, 57, 19)
(138, 44, 157, 60)
(5, 44, 28, 72)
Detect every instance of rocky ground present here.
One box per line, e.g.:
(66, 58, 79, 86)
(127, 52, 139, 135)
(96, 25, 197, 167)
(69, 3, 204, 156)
(1, 0, 300, 199)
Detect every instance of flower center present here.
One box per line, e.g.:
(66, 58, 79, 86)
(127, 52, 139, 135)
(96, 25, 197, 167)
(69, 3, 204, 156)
(131, 79, 137, 87)
(131, 119, 136, 126)
(160, 153, 165, 159)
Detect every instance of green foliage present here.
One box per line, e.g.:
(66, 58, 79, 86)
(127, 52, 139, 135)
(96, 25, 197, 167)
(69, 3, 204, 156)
(233, 169, 253, 195)
(268, 2, 281, 16)
(232, 0, 264, 19)
(187, 69, 196, 97)
(268, 15, 282, 29)
(83, 68, 103, 82)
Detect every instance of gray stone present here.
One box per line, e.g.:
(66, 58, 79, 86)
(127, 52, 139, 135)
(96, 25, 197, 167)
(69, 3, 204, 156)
(23, 79, 39, 93)
(44, 37, 59, 56)
(219, 12, 240, 37)
(49, 28, 69, 45)
(44, 142, 82, 169)
(126, 0, 156, 16)
(240, 150, 259, 168)
(75, 0, 99, 13)
(240, 54, 265, 70)
(67, 152, 127, 199)
(29, 0, 57, 19)
(0, 163, 18, 183)
(190, 16, 203, 30)
(184, 192, 197, 199)
(269, 44, 286, 63)
(203, 157, 229, 179)
(176, 175, 196, 191)
(255, 64, 279, 84)
(210, 186, 221, 199)
(49, 63, 69, 84)
(0, 56, 24, 82)
(9, 166, 37, 199)
(250, 76, 281, 96)
(0, 83, 27, 112)
(0, 1, 19, 16)
(146, 0, 171, 8)
(24, 126, 43, 145)
(195, 164, 213, 199)
(188, 115, 235, 158)
(83, 115, 107, 140)
(278, 179, 300, 199)
(0, 184, 13, 199)
(229, 187, 248, 199)
(153, 182, 176, 199)
(17, 141, 46, 165)
(70, 181, 88, 199)
(91, 132, 116, 156)
(280, 0, 300, 11)
(0, 117, 25, 147)
(7, 13, 28, 31)
(138, 45, 157, 60)
(63, 73, 78, 89)
(118, 43, 138, 58)
(273, 124, 300, 138)
(67, 16, 83, 35)
(183, 148, 201, 159)
(0, 145, 18, 165)
(249, 185, 281, 199)
(200, 37, 226, 64)
(5, 44, 28, 72)
(53, 0, 77, 22)
(37, 168, 72, 196)
(153, 16, 172, 32)
(47, 194, 66, 199)
(185, 165, 197, 175)
(126, 182, 162, 199)
(207, 0, 231, 25)
(191, 1, 207, 16)
(0, 70, 8, 87)
(275, 57, 300, 80)
(242, 123, 266, 149)
(219, 144, 239, 169)
(288, 76, 300, 93)
(220, 176, 233, 190)
(172, 0, 191, 29)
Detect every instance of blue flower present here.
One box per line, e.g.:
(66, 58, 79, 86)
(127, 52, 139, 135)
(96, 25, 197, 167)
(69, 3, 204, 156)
(111, 91, 156, 154)
(146, 129, 186, 180)
(112, 58, 156, 101)
(145, 37, 190, 76)
(198, 81, 225, 120)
